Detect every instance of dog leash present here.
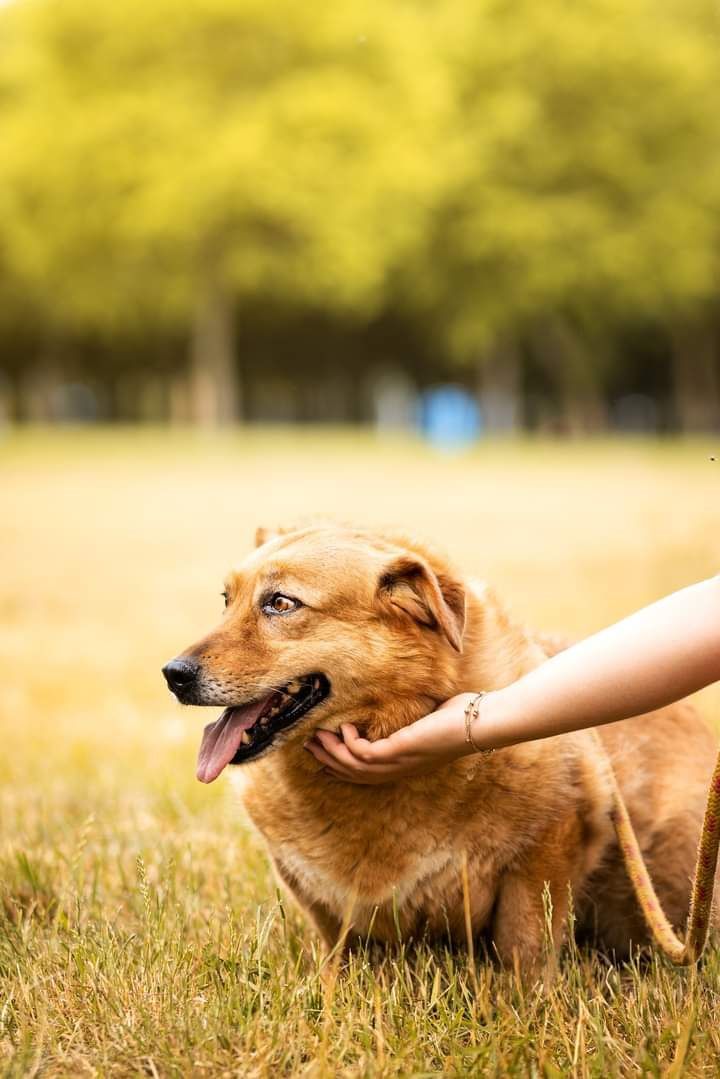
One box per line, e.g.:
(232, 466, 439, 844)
(594, 729, 720, 964)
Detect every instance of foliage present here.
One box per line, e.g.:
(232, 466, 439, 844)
(0, 0, 450, 332)
(414, 0, 720, 356)
(0, 0, 719, 416)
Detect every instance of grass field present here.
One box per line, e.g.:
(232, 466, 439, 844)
(2, 427, 720, 1077)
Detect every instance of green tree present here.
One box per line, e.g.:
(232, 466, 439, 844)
(2, 0, 720, 429)
(406, 0, 720, 430)
(1, 0, 450, 421)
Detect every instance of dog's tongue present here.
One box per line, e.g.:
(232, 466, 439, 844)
(196, 697, 272, 784)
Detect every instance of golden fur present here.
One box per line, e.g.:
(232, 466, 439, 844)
(173, 524, 718, 971)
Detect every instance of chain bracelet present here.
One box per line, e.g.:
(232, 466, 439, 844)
(464, 691, 495, 758)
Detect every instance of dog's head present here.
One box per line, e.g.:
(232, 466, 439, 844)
(163, 524, 465, 782)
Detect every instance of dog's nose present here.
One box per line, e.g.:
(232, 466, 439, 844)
(162, 658, 200, 694)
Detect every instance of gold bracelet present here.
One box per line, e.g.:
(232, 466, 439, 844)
(464, 692, 495, 757)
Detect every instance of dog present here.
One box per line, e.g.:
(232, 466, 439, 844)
(163, 523, 718, 972)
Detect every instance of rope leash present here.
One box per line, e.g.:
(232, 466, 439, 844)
(594, 730, 720, 964)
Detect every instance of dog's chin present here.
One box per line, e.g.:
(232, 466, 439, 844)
(196, 673, 331, 782)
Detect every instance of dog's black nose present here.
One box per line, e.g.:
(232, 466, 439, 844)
(162, 658, 199, 694)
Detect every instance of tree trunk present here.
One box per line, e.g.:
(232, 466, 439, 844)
(477, 338, 522, 434)
(0, 372, 11, 426)
(670, 323, 720, 433)
(532, 320, 607, 434)
(189, 283, 240, 426)
(17, 361, 62, 422)
(168, 375, 191, 424)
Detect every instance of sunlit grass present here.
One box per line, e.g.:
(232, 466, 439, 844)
(1, 427, 719, 1075)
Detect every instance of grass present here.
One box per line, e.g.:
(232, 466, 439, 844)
(1, 426, 719, 1077)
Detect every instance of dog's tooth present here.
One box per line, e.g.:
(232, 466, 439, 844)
(287, 679, 301, 695)
(240, 730, 251, 746)
(313, 677, 321, 691)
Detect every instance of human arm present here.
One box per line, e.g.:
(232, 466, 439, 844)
(305, 575, 720, 783)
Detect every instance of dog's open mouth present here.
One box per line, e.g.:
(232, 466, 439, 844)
(196, 673, 330, 783)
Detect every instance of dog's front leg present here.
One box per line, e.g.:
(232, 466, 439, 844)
(490, 815, 584, 981)
(270, 853, 346, 957)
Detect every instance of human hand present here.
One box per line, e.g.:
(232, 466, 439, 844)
(304, 693, 480, 784)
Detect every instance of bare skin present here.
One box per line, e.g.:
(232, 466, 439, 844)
(306, 575, 720, 784)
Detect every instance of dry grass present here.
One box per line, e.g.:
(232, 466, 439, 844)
(1, 426, 719, 1077)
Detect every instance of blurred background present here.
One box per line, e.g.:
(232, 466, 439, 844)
(1, 0, 719, 435)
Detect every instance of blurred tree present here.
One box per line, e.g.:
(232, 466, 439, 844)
(1, 0, 719, 429)
(0, 0, 450, 422)
(405, 0, 720, 431)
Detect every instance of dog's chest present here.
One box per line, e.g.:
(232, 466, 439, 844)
(237, 771, 506, 938)
(271, 827, 503, 942)
(276, 835, 455, 914)
(241, 776, 449, 893)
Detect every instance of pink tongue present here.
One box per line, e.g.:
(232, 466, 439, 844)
(196, 696, 273, 784)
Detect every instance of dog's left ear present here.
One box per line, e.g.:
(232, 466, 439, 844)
(255, 526, 279, 548)
(378, 555, 465, 652)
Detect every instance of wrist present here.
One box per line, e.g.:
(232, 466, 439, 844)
(468, 688, 509, 752)
(443, 694, 477, 756)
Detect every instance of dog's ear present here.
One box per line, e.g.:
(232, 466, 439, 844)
(255, 526, 279, 548)
(254, 525, 297, 548)
(378, 554, 465, 652)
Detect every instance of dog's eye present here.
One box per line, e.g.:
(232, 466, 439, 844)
(263, 593, 301, 616)
(221, 591, 230, 609)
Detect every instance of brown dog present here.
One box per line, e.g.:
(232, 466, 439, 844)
(163, 524, 718, 972)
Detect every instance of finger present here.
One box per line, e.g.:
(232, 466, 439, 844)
(314, 732, 406, 780)
(306, 740, 390, 785)
(340, 724, 411, 764)
(314, 729, 392, 772)
(304, 740, 355, 779)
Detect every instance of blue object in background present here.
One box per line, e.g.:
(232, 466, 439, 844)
(419, 385, 481, 450)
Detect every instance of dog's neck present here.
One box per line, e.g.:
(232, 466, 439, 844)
(363, 580, 546, 741)
(459, 580, 547, 691)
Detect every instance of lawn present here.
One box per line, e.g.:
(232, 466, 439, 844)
(1, 427, 719, 1076)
